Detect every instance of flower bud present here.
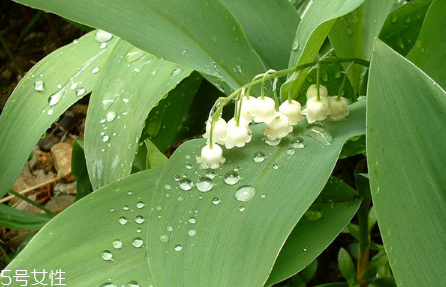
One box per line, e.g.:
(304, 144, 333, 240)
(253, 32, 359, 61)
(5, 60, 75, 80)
(279, 99, 304, 125)
(327, 96, 349, 121)
(306, 84, 328, 99)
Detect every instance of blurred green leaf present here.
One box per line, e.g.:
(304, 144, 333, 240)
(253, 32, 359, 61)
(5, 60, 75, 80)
(338, 248, 359, 287)
(367, 39, 446, 286)
(84, 40, 192, 189)
(0, 204, 52, 230)
(71, 139, 93, 201)
(407, 0, 446, 90)
(13, 0, 267, 89)
(0, 31, 115, 198)
(266, 176, 361, 286)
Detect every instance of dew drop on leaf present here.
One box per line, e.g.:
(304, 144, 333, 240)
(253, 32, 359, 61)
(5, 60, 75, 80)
(136, 201, 144, 209)
(304, 124, 333, 145)
(188, 229, 196, 236)
(253, 151, 266, 163)
(34, 80, 44, 91)
(95, 30, 113, 42)
(76, 88, 86, 97)
(224, 171, 240, 185)
(106, 111, 116, 122)
(174, 245, 183, 251)
(235, 186, 256, 202)
(127, 281, 140, 287)
(48, 91, 62, 106)
(101, 250, 113, 261)
(291, 136, 305, 149)
(179, 178, 193, 191)
(196, 177, 213, 192)
(131, 238, 143, 248)
(91, 67, 100, 74)
(112, 240, 122, 249)
(159, 234, 169, 243)
(118, 217, 128, 225)
(100, 283, 116, 287)
(135, 215, 144, 224)
(212, 198, 221, 205)
(102, 135, 110, 142)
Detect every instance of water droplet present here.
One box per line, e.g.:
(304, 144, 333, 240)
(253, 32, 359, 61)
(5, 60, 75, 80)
(265, 138, 281, 146)
(100, 42, 107, 49)
(291, 35, 299, 51)
(57, 83, 62, 89)
(286, 148, 295, 155)
(136, 201, 144, 209)
(171, 68, 183, 77)
(167, 226, 174, 232)
(205, 170, 216, 179)
(174, 245, 183, 251)
(123, 205, 129, 211)
(188, 229, 196, 236)
(174, 175, 181, 181)
(136, 228, 142, 233)
(179, 178, 193, 191)
(239, 206, 245, 212)
(253, 151, 266, 163)
(34, 80, 44, 91)
(126, 47, 145, 62)
(91, 67, 100, 74)
(127, 190, 133, 196)
(304, 208, 322, 221)
(127, 281, 140, 287)
(49, 91, 62, 106)
(233, 165, 241, 172)
(390, 14, 398, 23)
(70, 82, 78, 90)
(165, 184, 171, 190)
(235, 186, 256, 202)
(188, 217, 196, 224)
(76, 88, 86, 97)
(106, 111, 117, 122)
(156, 206, 162, 211)
(272, 164, 279, 170)
(291, 137, 305, 149)
(101, 250, 113, 261)
(304, 124, 333, 145)
(234, 65, 243, 73)
(186, 163, 192, 169)
(177, 196, 184, 202)
(303, 246, 308, 252)
(47, 108, 54, 116)
(135, 215, 145, 224)
(118, 217, 128, 225)
(95, 30, 113, 42)
(102, 99, 114, 110)
(224, 171, 240, 185)
(102, 135, 110, 142)
(100, 283, 116, 287)
(132, 237, 143, 248)
(197, 177, 213, 192)
(112, 239, 123, 249)
(159, 234, 169, 242)
(212, 198, 221, 205)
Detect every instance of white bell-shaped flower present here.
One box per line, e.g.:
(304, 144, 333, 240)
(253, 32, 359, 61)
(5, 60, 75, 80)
(306, 84, 328, 99)
(203, 116, 227, 145)
(225, 118, 252, 149)
(279, 99, 304, 125)
(197, 143, 225, 169)
(253, 96, 276, 124)
(239, 96, 258, 122)
(327, 96, 349, 121)
(264, 113, 293, 140)
(302, 96, 331, 124)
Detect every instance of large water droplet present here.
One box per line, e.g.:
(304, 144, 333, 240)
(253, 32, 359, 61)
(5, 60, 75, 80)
(174, 245, 183, 251)
(49, 91, 62, 106)
(95, 30, 113, 42)
(212, 198, 221, 205)
(159, 234, 169, 242)
(179, 178, 193, 191)
(76, 88, 86, 97)
(253, 151, 266, 163)
(112, 239, 123, 249)
(135, 215, 145, 224)
(235, 186, 256, 202)
(304, 124, 333, 145)
(102, 135, 110, 142)
(34, 80, 44, 91)
(106, 111, 117, 122)
(118, 217, 128, 225)
(291, 136, 305, 149)
(132, 237, 143, 248)
(91, 67, 100, 74)
(101, 250, 113, 261)
(224, 171, 240, 185)
(136, 201, 144, 209)
(197, 177, 213, 192)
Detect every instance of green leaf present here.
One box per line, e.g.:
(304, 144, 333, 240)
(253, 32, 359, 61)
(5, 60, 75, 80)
(144, 101, 366, 286)
(379, 0, 432, 56)
(13, 0, 267, 89)
(0, 31, 115, 198)
(0, 204, 52, 230)
(338, 248, 359, 287)
(145, 139, 168, 169)
(367, 39, 446, 286)
(266, 176, 361, 286)
(71, 139, 93, 201)
(329, 0, 393, 94)
(220, 0, 300, 70)
(84, 40, 192, 189)
(339, 135, 366, 159)
(1, 168, 162, 286)
(407, 0, 446, 90)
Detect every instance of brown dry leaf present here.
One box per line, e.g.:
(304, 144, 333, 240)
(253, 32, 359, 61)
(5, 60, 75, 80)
(51, 142, 74, 181)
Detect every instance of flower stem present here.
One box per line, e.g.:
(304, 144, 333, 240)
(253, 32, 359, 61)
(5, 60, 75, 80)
(316, 62, 321, 101)
(337, 61, 356, 100)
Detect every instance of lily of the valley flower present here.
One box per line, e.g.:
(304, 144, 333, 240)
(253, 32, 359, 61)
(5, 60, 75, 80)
(225, 118, 252, 149)
(327, 96, 349, 121)
(197, 143, 225, 169)
(253, 96, 276, 124)
(239, 96, 258, 122)
(203, 116, 227, 145)
(264, 113, 293, 140)
(306, 84, 328, 99)
(279, 99, 304, 125)
(302, 96, 331, 123)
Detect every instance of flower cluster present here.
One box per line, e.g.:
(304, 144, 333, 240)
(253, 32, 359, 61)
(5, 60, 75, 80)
(198, 82, 349, 169)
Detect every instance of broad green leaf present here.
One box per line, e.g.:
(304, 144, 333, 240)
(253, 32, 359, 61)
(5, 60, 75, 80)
(329, 0, 393, 94)
(145, 101, 366, 286)
(266, 176, 361, 286)
(379, 0, 432, 56)
(0, 31, 115, 198)
(13, 0, 267, 89)
(84, 40, 192, 189)
(281, 0, 364, 102)
(407, 0, 446, 90)
(221, 0, 300, 70)
(1, 168, 162, 286)
(0, 204, 51, 230)
(367, 40, 446, 286)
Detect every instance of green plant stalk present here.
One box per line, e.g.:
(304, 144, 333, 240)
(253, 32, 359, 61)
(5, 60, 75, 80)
(0, 244, 11, 264)
(7, 189, 56, 216)
(210, 57, 369, 122)
(0, 33, 24, 77)
(357, 192, 372, 286)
